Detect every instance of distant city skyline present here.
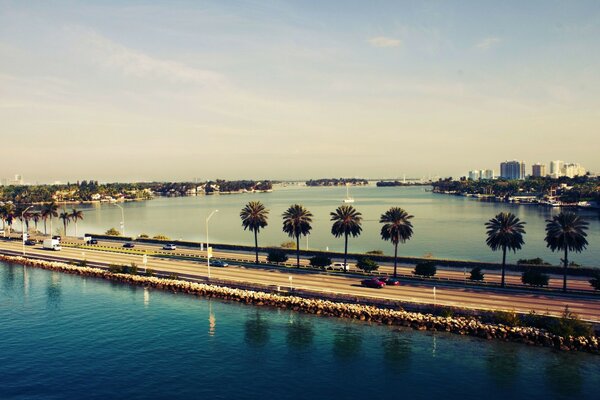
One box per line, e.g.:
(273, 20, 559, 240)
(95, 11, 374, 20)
(1, 1, 600, 182)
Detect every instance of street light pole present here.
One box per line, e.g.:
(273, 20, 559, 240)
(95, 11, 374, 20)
(114, 203, 125, 236)
(21, 205, 33, 256)
(206, 209, 219, 279)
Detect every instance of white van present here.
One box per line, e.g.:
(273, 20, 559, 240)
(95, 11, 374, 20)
(43, 239, 61, 251)
(330, 262, 350, 272)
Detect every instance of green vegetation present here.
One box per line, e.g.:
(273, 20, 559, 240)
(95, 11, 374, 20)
(267, 250, 288, 263)
(280, 241, 296, 249)
(414, 261, 437, 277)
(485, 212, 526, 288)
(105, 228, 121, 236)
(589, 273, 600, 291)
(152, 234, 170, 240)
(309, 255, 331, 268)
(517, 257, 551, 265)
(366, 250, 384, 255)
(491, 310, 521, 327)
(139, 233, 149, 238)
(145, 268, 155, 277)
(552, 306, 593, 337)
(240, 201, 269, 264)
(356, 257, 379, 273)
(544, 211, 589, 292)
(380, 207, 414, 278)
(305, 178, 368, 186)
(282, 204, 313, 268)
(330, 205, 362, 272)
(521, 269, 550, 287)
(469, 266, 485, 281)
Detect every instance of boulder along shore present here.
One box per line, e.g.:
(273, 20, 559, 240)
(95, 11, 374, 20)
(2, 254, 598, 354)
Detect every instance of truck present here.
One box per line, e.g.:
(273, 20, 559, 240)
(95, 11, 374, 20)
(43, 239, 61, 251)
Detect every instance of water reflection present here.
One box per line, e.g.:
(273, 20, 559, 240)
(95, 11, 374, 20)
(545, 354, 583, 398)
(208, 301, 216, 337)
(486, 345, 520, 387)
(244, 311, 270, 347)
(333, 326, 362, 360)
(2, 263, 15, 291)
(46, 272, 62, 308)
(382, 333, 412, 372)
(286, 314, 314, 349)
(144, 287, 150, 308)
(23, 266, 29, 297)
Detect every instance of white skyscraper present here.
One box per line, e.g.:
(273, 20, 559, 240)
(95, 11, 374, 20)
(550, 160, 563, 178)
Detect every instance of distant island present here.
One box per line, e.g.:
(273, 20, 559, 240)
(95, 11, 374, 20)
(305, 178, 368, 186)
(432, 176, 599, 208)
(376, 180, 432, 187)
(0, 180, 273, 204)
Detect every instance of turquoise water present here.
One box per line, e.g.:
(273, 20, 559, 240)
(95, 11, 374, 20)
(1, 262, 599, 399)
(61, 185, 600, 267)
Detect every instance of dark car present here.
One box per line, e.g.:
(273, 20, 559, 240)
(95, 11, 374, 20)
(123, 242, 135, 248)
(378, 277, 401, 286)
(25, 239, 37, 246)
(361, 278, 385, 289)
(90, 239, 98, 245)
(52, 235, 61, 241)
(211, 259, 229, 267)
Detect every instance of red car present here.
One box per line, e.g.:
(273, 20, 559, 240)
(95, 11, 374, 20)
(361, 278, 385, 289)
(378, 277, 401, 286)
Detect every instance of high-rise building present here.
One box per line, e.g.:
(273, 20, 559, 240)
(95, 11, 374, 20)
(562, 163, 586, 178)
(550, 160, 563, 178)
(500, 161, 526, 180)
(531, 163, 547, 177)
(481, 169, 494, 180)
(468, 170, 480, 180)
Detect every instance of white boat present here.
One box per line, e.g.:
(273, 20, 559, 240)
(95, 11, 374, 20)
(343, 184, 354, 203)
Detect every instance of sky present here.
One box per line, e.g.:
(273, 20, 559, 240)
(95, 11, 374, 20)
(1, 0, 599, 183)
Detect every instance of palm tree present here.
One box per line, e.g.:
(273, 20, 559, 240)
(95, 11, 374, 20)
(0, 203, 15, 233)
(330, 205, 362, 270)
(380, 207, 414, 278)
(545, 211, 589, 292)
(41, 202, 59, 235)
(485, 212, 526, 288)
(31, 212, 41, 232)
(240, 201, 269, 264)
(282, 204, 313, 268)
(70, 208, 84, 237)
(59, 210, 71, 236)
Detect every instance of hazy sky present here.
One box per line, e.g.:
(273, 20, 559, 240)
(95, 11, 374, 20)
(1, 0, 599, 183)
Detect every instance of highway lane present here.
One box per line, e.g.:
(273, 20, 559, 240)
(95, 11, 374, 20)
(3, 240, 600, 321)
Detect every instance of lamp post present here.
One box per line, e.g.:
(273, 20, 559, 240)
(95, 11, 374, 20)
(21, 205, 33, 256)
(114, 203, 125, 236)
(206, 209, 219, 279)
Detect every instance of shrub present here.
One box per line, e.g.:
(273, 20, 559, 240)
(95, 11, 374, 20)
(521, 269, 549, 287)
(153, 234, 170, 240)
(469, 266, 485, 281)
(145, 268, 155, 277)
(309, 255, 332, 268)
(128, 263, 138, 275)
(492, 310, 521, 327)
(365, 250, 384, 255)
(108, 264, 126, 273)
(548, 306, 593, 337)
(267, 250, 288, 263)
(139, 233, 149, 239)
(356, 257, 379, 273)
(78, 260, 88, 268)
(569, 261, 580, 267)
(589, 273, 600, 291)
(280, 241, 296, 249)
(517, 257, 550, 266)
(105, 228, 121, 236)
(167, 273, 179, 280)
(414, 261, 437, 277)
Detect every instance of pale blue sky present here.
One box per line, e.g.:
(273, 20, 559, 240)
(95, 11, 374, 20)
(1, 0, 599, 182)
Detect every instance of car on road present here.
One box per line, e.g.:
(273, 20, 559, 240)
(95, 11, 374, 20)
(163, 244, 177, 250)
(123, 242, 135, 248)
(211, 259, 229, 267)
(90, 239, 98, 244)
(361, 278, 385, 289)
(378, 277, 401, 286)
(330, 262, 351, 272)
(25, 239, 37, 246)
(52, 235, 61, 241)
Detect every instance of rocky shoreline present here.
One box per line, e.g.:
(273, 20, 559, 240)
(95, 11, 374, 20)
(2, 254, 598, 354)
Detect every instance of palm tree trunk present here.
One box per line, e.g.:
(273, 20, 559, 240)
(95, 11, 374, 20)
(393, 243, 398, 278)
(501, 245, 507, 288)
(563, 247, 568, 293)
(63, 221, 67, 236)
(254, 229, 259, 264)
(75, 221, 78, 237)
(296, 235, 300, 268)
(343, 233, 348, 272)
(44, 219, 47, 235)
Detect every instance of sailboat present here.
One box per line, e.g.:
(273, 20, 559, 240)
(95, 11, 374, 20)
(343, 184, 354, 203)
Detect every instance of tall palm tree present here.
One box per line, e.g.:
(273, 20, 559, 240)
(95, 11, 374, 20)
(485, 212, 526, 288)
(380, 207, 414, 278)
(240, 201, 269, 264)
(70, 208, 84, 237)
(59, 210, 71, 236)
(545, 211, 589, 292)
(41, 202, 59, 235)
(282, 204, 313, 268)
(330, 205, 362, 270)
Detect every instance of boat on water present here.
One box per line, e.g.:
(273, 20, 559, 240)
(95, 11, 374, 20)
(343, 184, 354, 203)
